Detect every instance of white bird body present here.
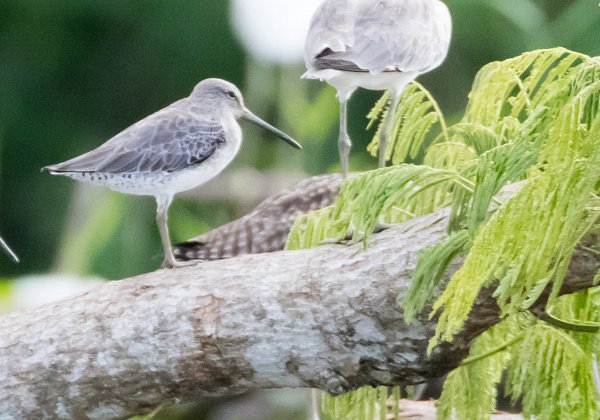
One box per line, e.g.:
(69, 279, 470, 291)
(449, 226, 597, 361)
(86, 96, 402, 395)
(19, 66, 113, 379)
(304, 0, 452, 173)
(43, 78, 301, 268)
(309, 68, 418, 99)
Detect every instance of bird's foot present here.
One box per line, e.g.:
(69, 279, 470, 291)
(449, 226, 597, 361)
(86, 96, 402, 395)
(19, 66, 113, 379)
(319, 226, 355, 246)
(318, 223, 392, 246)
(373, 222, 393, 233)
(320, 237, 351, 246)
(161, 259, 200, 269)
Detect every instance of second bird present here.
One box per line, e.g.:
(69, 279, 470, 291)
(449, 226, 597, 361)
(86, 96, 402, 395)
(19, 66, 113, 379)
(43, 78, 302, 269)
(304, 0, 452, 177)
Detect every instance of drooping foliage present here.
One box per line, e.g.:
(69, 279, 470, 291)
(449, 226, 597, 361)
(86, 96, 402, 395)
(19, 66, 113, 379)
(286, 48, 600, 419)
(367, 82, 449, 164)
(437, 315, 528, 420)
(321, 386, 400, 420)
(431, 50, 600, 347)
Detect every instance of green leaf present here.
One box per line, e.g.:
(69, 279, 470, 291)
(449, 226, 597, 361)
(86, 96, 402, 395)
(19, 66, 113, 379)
(507, 324, 600, 419)
(431, 50, 600, 348)
(286, 165, 464, 251)
(368, 82, 448, 165)
(404, 230, 470, 323)
(322, 387, 401, 420)
(438, 317, 525, 420)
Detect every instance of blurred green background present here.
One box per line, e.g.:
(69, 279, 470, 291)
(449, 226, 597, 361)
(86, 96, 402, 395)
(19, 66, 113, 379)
(0, 0, 599, 418)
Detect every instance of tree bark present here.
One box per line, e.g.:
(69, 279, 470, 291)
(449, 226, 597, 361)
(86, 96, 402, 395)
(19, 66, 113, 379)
(0, 180, 598, 419)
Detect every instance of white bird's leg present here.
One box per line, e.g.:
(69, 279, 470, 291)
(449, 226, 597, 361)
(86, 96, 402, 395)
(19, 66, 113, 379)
(338, 97, 352, 178)
(378, 91, 402, 168)
(156, 195, 177, 268)
(156, 195, 197, 269)
(156, 197, 199, 269)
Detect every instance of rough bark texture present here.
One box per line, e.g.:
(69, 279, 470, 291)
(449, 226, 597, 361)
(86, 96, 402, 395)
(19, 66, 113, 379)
(0, 179, 598, 419)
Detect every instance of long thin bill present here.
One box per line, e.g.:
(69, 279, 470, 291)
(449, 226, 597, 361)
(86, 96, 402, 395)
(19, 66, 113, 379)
(0, 236, 19, 263)
(242, 109, 302, 149)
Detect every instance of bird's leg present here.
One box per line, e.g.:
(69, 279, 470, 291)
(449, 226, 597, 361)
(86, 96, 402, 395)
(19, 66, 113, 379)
(156, 196, 177, 268)
(155, 196, 197, 269)
(338, 98, 352, 179)
(378, 92, 402, 168)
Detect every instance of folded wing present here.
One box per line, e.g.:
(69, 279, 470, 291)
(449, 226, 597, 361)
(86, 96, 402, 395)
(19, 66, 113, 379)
(45, 114, 226, 175)
(304, 0, 357, 71)
(306, 0, 452, 74)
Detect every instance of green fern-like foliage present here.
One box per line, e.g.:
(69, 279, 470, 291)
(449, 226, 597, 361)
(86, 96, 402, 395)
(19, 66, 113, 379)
(437, 316, 528, 420)
(287, 48, 600, 419)
(431, 49, 600, 346)
(503, 290, 600, 419)
(286, 164, 466, 250)
(507, 319, 599, 419)
(321, 386, 400, 420)
(403, 230, 470, 324)
(367, 82, 449, 164)
(438, 350, 505, 419)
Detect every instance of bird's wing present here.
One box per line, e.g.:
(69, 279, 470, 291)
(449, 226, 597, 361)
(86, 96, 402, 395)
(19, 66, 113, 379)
(304, 0, 358, 71)
(46, 111, 226, 174)
(308, 0, 452, 74)
(350, 0, 452, 73)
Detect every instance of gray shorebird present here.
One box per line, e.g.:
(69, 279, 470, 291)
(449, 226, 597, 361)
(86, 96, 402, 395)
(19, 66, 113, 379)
(304, 0, 452, 177)
(42, 78, 302, 268)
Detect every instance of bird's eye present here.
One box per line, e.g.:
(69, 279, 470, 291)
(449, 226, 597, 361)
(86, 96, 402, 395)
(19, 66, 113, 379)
(227, 91, 236, 99)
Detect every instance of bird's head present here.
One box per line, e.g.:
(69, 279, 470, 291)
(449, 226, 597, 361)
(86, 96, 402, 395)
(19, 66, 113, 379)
(190, 78, 302, 149)
(191, 78, 246, 117)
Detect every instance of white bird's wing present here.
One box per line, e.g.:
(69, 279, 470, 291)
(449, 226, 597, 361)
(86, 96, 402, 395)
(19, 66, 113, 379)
(304, 0, 358, 71)
(306, 0, 452, 74)
(351, 0, 452, 73)
(44, 107, 226, 175)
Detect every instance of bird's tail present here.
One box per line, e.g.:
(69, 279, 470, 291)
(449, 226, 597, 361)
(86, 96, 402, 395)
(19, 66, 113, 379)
(40, 165, 61, 174)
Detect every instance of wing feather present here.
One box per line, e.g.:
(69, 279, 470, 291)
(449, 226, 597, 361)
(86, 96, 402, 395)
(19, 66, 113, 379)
(306, 0, 452, 74)
(46, 110, 226, 175)
(304, 0, 357, 69)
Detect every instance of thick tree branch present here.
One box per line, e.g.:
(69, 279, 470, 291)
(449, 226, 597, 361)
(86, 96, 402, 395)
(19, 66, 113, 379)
(0, 178, 598, 419)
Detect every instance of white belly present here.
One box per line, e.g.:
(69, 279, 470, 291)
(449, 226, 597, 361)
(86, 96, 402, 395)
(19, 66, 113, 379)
(305, 69, 418, 99)
(116, 133, 241, 196)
